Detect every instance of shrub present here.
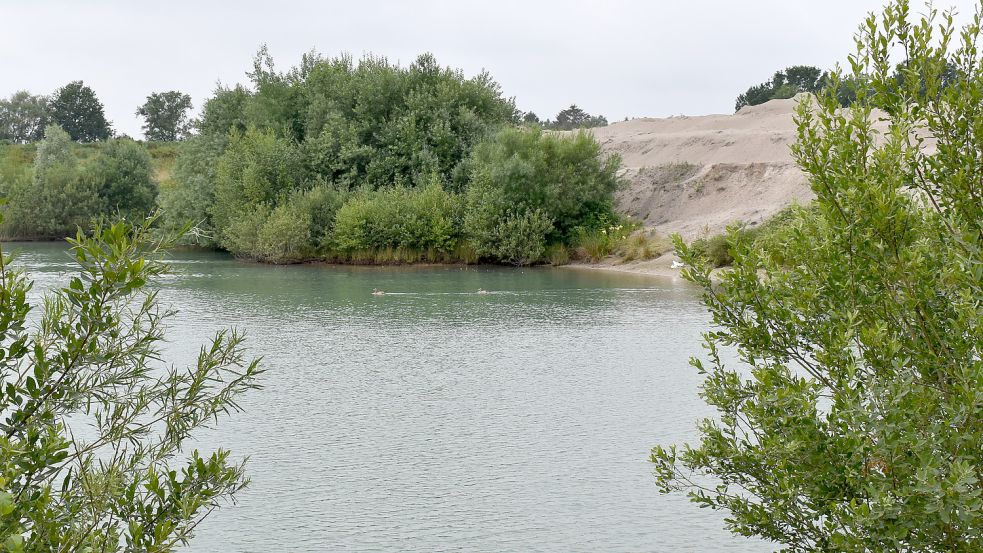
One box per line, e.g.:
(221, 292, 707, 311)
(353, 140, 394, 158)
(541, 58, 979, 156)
(331, 182, 461, 255)
(211, 127, 305, 248)
(654, 2, 983, 549)
(485, 209, 553, 266)
(257, 203, 311, 263)
(159, 134, 227, 245)
(617, 230, 672, 263)
(0, 217, 261, 550)
(546, 243, 570, 266)
(83, 138, 158, 220)
(467, 126, 621, 240)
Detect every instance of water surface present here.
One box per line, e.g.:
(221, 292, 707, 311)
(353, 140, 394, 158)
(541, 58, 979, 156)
(14, 243, 768, 553)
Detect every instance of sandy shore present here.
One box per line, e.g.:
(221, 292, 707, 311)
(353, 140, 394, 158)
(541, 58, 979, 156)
(563, 253, 693, 280)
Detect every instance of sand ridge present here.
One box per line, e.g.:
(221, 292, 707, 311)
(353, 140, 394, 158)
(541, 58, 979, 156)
(590, 95, 816, 238)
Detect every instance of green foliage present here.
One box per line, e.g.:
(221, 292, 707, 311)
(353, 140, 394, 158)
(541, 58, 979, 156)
(734, 65, 826, 111)
(0, 91, 49, 143)
(465, 126, 620, 248)
(481, 209, 553, 266)
(545, 243, 570, 266)
(0, 217, 261, 550)
(654, 2, 983, 550)
(211, 127, 305, 249)
(688, 232, 734, 268)
(331, 182, 461, 255)
(1, 128, 160, 239)
(616, 229, 672, 263)
(571, 223, 633, 262)
(158, 134, 227, 244)
(49, 81, 112, 142)
(83, 138, 158, 220)
(136, 90, 193, 141)
(197, 84, 251, 137)
(542, 104, 608, 130)
(2, 126, 101, 239)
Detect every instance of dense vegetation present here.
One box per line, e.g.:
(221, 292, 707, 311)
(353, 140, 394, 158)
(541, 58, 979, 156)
(0, 126, 156, 240)
(159, 50, 622, 264)
(0, 51, 623, 265)
(656, 1, 983, 550)
(0, 217, 261, 549)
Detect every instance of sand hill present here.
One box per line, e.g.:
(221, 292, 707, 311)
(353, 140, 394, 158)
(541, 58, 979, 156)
(591, 96, 815, 238)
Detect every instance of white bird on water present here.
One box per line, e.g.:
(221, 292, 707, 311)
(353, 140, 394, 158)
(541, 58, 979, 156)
(477, 288, 489, 295)
(372, 288, 385, 296)
(671, 260, 685, 269)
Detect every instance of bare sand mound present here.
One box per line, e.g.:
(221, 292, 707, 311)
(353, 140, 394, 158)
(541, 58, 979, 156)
(591, 96, 815, 238)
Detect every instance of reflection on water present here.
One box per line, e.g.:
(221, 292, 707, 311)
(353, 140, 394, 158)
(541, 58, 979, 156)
(12, 242, 768, 552)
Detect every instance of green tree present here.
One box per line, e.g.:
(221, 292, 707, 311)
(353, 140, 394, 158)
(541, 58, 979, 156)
(84, 138, 158, 219)
(0, 91, 49, 143)
(197, 84, 251, 137)
(654, 2, 983, 550)
(49, 81, 112, 142)
(545, 104, 608, 130)
(136, 90, 194, 141)
(465, 126, 620, 251)
(2, 125, 101, 239)
(735, 65, 826, 111)
(0, 217, 261, 550)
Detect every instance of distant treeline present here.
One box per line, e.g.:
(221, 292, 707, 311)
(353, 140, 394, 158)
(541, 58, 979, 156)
(734, 62, 958, 111)
(0, 50, 621, 265)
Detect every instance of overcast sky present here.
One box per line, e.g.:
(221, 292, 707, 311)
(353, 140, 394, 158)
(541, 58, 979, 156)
(2, 0, 979, 138)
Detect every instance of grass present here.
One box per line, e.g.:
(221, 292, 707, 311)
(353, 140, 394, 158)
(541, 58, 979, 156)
(324, 239, 480, 265)
(546, 243, 570, 266)
(616, 230, 673, 263)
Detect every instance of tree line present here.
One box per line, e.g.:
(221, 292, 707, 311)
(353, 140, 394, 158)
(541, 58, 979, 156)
(0, 50, 621, 265)
(0, 83, 194, 143)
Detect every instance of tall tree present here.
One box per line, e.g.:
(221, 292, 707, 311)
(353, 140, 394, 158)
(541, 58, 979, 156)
(655, 1, 983, 550)
(49, 80, 112, 142)
(0, 91, 49, 143)
(136, 90, 193, 141)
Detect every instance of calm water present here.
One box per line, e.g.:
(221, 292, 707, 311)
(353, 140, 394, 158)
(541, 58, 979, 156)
(13, 242, 769, 553)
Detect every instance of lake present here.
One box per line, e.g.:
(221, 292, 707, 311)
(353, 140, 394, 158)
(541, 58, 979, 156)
(14, 242, 768, 552)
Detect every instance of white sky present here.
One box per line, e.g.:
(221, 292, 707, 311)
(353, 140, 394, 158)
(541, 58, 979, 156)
(2, 0, 979, 138)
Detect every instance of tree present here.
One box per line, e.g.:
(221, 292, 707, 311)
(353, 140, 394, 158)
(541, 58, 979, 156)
(464, 126, 620, 262)
(546, 104, 608, 130)
(0, 91, 49, 143)
(734, 65, 826, 111)
(522, 111, 540, 124)
(0, 217, 261, 550)
(83, 138, 158, 218)
(49, 81, 112, 142)
(654, 1, 983, 550)
(3, 125, 102, 239)
(136, 90, 193, 141)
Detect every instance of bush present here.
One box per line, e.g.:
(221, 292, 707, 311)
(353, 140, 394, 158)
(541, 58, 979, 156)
(159, 134, 227, 244)
(467, 126, 620, 240)
(617, 230, 672, 263)
(485, 209, 553, 266)
(211, 127, 305, 249)
(2, 125, 102, 239)
(689, 233, 734, 268)
(330, 182, 461, 255)
(546, 243, 570, 266)
(83, 138, 158, 220)
(654, 3, 983, 549)
(0, 217, 261, 550)
(257, 203, 312, 263)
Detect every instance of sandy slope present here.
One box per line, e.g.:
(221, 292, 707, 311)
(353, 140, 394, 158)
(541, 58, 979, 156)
(590, 95, 815, 239)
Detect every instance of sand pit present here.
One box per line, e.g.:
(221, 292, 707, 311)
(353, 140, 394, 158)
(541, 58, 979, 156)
(590, 95, 816, 239)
